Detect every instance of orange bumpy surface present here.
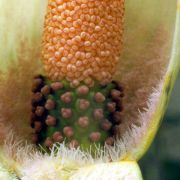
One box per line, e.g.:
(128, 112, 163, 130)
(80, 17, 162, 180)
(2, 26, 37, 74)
(42, 0, 124, 86)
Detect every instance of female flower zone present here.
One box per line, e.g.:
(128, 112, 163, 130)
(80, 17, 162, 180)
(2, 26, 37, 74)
(0, 0, 179, 179)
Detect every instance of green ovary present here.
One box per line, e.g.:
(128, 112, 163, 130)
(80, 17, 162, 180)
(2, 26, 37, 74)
(31, 75, 124, 150)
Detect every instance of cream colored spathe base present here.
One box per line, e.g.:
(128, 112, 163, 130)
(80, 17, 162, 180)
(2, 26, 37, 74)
(70, 162, 142, 180)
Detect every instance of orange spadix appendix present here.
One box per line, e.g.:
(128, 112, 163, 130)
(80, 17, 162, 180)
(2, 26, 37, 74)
(42, 0, 124, 86)
(31, 0, 125, 150)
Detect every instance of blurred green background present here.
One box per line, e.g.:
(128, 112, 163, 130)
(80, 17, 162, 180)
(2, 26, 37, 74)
(139, 73, 180, 180)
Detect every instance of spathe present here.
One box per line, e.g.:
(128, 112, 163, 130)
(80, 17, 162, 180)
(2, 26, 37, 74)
(0, 0, 179, 179)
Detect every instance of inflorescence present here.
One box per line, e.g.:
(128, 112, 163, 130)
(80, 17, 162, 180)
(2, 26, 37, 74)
(31, 0, 125, 150)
